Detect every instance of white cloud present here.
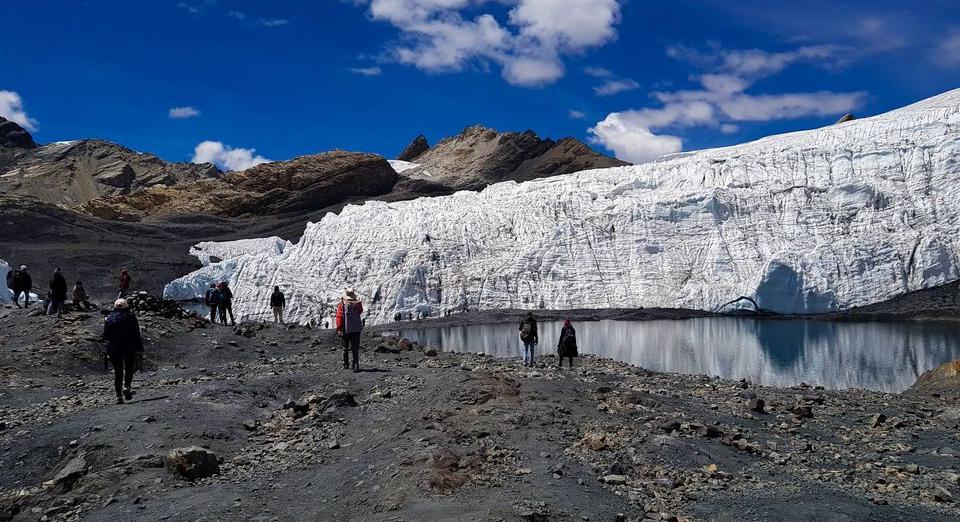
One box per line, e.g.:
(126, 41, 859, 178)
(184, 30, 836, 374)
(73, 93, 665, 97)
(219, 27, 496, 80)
(583, 66, 613, 78)
(191, 141, 271, 171)
(351, 66, 383, 76)
(0, 90, 38, 131)
(169, 106, 201, 119)
(589, 44, 866, 163)
(568, 109, 586, 119)
(359, 0, 623, 86)
(594, 78, 639, 96)
(932, 35, 960, 67)
(588, 112, 682, 163)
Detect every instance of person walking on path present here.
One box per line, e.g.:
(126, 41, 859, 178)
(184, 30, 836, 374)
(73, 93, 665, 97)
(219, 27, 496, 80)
(557, 319, 578, 369)
(48, 268, 68, 317)
(219, 282, 235, 326)
(117, 269, 131, 299)
(73, 281, 91, 311)
(270, 286, 286, 324)
(204, 283, 219, 324)
(102, 298, 143, 404)
(519, 312, 538, 367)
(336, 288, 364, 372)
(11, 265, 32, 307)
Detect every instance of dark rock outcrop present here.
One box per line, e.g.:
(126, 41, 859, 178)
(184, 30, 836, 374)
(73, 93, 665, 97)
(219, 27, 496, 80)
(0, 116, 36, 149)
(79, 151, 398, 221)
(0, 139, 220, 206)
(397, 125, 628, 192)
(836, 114, 856, 124)
(397, 134, 429, 161)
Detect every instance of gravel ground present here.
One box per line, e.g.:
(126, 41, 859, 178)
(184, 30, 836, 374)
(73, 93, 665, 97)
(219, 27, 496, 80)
(1, 303, 959, 521)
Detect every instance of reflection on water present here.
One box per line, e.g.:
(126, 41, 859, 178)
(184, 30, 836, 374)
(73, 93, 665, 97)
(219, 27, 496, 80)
(394, 318, 960, 392)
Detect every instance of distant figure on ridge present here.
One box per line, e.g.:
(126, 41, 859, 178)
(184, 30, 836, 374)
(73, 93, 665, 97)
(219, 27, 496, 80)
(72, 281, 91, 311)
(117, 269, 131, 298)
(9, 265, 32, 308)
(519, 312, 538, 367)
(219, 282, 235, 326)
(270, 286, 286, 324)
(557, 319, 578, 369)
(336, 288, 364, 372)
(205, 283, 219, 324)
(102, 298, 143, 404)
(48, 268, 68, 318)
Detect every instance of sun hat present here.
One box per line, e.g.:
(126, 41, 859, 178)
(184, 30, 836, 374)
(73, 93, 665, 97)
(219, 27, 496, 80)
(114, 298, 129, 309)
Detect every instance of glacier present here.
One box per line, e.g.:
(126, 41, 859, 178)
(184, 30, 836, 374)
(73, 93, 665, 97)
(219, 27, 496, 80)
(165, 89, 960, 325)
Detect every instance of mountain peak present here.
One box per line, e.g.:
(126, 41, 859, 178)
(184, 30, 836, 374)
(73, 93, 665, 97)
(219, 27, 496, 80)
(397, 134, 429, 161)
(0, 116, 37, 149)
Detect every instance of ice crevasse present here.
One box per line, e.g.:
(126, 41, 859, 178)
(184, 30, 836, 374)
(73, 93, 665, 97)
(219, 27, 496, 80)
(164, 89, 960, 325)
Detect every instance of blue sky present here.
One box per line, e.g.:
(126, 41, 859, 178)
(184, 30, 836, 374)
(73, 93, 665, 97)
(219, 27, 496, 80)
(1, 0, 958, 168)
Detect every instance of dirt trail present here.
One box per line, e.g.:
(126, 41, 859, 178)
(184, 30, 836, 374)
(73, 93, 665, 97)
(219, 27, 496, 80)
(1, 304, 959, 521)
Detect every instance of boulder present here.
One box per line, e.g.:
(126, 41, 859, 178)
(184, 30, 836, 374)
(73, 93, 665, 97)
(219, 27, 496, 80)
(53, 454, 88, 490)
(165, 446, 220, 480)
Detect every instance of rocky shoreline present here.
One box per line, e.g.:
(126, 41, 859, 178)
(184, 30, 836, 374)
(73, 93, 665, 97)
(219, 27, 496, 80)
(1, 304, 959, 521)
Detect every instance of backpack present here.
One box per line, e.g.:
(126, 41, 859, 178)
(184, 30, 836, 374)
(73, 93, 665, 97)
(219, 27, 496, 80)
(520, 321, 534, 342)
(560, 328, 576, 349)
(343, 300, 363, 333)
(6, 269, 17, 289)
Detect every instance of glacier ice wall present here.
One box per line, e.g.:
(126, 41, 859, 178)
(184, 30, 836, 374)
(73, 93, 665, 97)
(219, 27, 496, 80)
(169, 89, 960, 324)
(0, 259, 10, 304)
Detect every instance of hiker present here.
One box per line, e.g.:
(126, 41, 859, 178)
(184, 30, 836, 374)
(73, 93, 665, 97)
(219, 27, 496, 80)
(219, 282, 235, 326)
(204, 283, 219, 324)
(10, 265, 31, 307)
(270, 286, 286, 324)
(48, 268, 68, 317)
(117, 269, 131, 298)
(557, 319, 578, 369)
(336, 288, 364, 372)
(72, 281, 91, 311)
(518, 312, 538, 367)
(102, 298, 143, 404)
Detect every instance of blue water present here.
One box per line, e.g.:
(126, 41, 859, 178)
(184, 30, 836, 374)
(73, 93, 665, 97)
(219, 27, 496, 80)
(393, 318, 960, 392)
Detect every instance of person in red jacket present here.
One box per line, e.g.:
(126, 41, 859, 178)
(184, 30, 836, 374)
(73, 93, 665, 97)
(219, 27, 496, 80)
(118, 269, 132, 298)
(336, 288, 364, 372)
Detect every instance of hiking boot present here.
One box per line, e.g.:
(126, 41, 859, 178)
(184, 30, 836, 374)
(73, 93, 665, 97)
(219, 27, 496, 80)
(123, 388, 133, 401)
(116, 396, 124, 405)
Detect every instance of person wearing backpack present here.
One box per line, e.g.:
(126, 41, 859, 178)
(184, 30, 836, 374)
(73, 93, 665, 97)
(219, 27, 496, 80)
(72, 281, 91, 311)
(557, 319, 578, 369)
(336, 288, 364, 372)
(204, 283, 219, 324)
(48, 268, 68, 318)
(11, 265, 32, 307)
(270, 286, 286, 324)
(117, 269, 132, 299)
(518, 312, 539, 367)
(102, 298, 144, 404)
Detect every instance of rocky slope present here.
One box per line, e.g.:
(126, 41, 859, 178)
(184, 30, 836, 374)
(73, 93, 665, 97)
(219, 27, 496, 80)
(0, 120, 220, 207)
(396, 126, 629, 191)
(78, 151, 398, 221)
(0, 305, 958, 521)
(166, 89, 960, 324)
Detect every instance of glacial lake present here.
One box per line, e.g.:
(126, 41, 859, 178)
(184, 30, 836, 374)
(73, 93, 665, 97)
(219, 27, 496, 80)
(392, 318, 960, 393)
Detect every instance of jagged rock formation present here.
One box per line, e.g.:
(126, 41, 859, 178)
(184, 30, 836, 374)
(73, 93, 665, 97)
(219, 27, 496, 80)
(396, 134, 429, 161)
(398, 126, 628, 191)
(78, 151, 398, 221)
(836, 113, 856, 124)
(165, 89, 960, 324)
(0, 116, 36, 149)
(0, 132, 220, 206)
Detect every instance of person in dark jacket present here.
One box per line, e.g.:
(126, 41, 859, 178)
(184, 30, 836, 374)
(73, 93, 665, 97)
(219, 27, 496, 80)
(117, 269, 131, 299)
(48, 268, 68, 317)
(11, 265, 32, 307)
(518, 312, 538, 367)
(219, 282, 235, 326)
(336, 288, 364, 372)
(557, 319, 578, 369)
(204, 283, 219, 324)
(102, 298, 143, 404)
(72, 281, 91, 311)
(270, 286, 286, 324)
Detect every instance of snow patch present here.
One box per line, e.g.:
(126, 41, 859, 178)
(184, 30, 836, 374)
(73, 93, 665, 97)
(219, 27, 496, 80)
(388, 160, 420, 173)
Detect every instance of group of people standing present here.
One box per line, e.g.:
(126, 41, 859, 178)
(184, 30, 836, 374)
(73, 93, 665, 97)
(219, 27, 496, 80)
(203, 281, 236, 326)
(518, 312, 578, 368)
(5, 264, 124, 317)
